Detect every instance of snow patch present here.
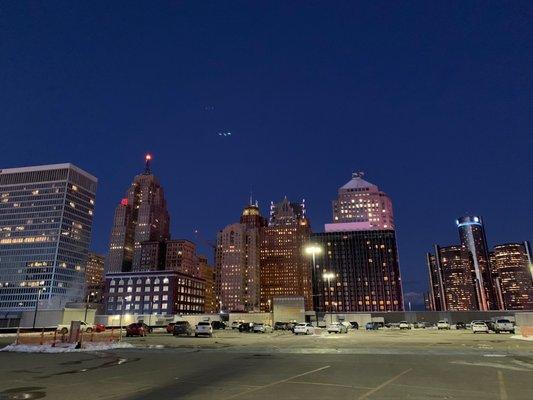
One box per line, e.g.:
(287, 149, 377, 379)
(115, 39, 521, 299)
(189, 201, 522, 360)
(0, 342, 134, 353)
(511, 335, 533, 342)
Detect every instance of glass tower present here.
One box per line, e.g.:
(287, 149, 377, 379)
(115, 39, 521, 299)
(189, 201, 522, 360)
(0, 164, 97, 311)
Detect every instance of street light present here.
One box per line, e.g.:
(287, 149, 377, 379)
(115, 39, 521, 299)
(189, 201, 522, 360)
(32, 287, 46, 330)
(84, 291, 95, 323)
(119, 295, 132, 341)
(322, 272, 335, 325)
(304, 245, 322, 324)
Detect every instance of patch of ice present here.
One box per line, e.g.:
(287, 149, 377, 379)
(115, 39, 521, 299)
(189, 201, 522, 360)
(0, 341, 134, 353)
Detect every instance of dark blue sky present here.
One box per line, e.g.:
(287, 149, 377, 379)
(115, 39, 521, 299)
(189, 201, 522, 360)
(1, 2, 531, 305)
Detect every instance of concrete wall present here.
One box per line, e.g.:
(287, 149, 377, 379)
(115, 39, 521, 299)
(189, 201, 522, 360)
(19, 308, 96, 328)
(320, 313, 372, 326)
(515, 312, 533, 327)
(95, 313, 222, 327)
(272, 297, 305, 324)
(228, 312, 271, 325)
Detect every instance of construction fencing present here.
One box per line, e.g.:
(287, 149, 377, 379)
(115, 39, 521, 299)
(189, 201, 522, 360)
(12, 328, 123, 346)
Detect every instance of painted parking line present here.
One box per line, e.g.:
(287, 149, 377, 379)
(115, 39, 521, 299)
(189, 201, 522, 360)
(497, 371, 508, 400)
(286, 380, 373, 390)
(357, 368, 412, 399)
(222, 365, 331, 399)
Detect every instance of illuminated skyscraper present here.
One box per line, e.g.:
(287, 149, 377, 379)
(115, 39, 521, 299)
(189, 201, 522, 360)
(215, 202, 266, 312)
(260, 197, 312, 311)
(199, 255, 216, 313)
(86, 252, 105, 303)
(491, 242, 533, 310)
(326, 172, 394, 232)
(456, 216, 498, 310)
(105, 155, 170, 273)
(0, 163, 97, 311)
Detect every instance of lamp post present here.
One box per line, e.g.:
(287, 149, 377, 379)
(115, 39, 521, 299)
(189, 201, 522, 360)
(305, 244, 322, 323)
(84, 291, 95, 323)
(119, 295, 131, 341)
(32, 287, 45, 330)
(322, 272, 335, 325)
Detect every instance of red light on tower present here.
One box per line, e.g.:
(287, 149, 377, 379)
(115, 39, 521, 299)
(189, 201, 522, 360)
(120, 198, 128, 206)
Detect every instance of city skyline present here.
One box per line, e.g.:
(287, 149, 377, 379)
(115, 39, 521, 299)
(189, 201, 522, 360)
(2, 2, 532, 308)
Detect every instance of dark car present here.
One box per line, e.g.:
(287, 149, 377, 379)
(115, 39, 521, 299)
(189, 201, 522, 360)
(350, 322, 359, 330)
(274, 322, 288, 330)
(125, 322, 151, 337)
(485, 320, 497, 332)
(166, 322, 176, 333)
(238, 322, 254, 332)
(455, 321, 466, 330)
(365, 322, 380, 331)
(211, 321, 227, 330)
(173, 321, 193, 336)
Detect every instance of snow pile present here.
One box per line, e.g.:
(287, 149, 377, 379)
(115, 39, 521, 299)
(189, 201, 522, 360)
(511, 335, 533, 342)
(0, 341, 134, 353)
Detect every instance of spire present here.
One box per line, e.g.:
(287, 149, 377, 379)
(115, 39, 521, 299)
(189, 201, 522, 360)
(144, 154, 152, 174)
(352, 171, 365, 179)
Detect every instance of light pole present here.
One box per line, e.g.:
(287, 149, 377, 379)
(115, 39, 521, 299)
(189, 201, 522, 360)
(305, 244, 322, 324)
(84, 291, 95, 323)
(32, 288, 45, 330)
(119, 295, 131, 341)
(322, 272, 335, 325)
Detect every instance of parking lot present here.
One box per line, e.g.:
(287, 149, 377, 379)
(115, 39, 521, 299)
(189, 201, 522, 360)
(1, 328, 533, 399)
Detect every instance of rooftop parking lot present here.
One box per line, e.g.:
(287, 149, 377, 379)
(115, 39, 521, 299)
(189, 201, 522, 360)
(1, 327, 532, 399)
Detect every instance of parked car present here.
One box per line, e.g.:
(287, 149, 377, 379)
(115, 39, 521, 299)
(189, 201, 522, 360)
(238, 322, 254, 333)
(399, 321, 411, 330)
(274, 321, 288, 330)
(327, 322, 348, 334)
(414, 322, 427, 329)
(472, 321, 489, 334)
(365, 322, 380, 331)
(94, 323, 106, 333)
(126, 322, 151, 337)
(195, 321, 213, 337)
(57, 321, 94, 335)
(173, 321, 193, 336)
(293, 323, 315, 335)
(253, 323, 273, 333)
(231, 320, 244, 330)
(484, 320, 497, 332)
(349, 321, 359, 330)
(211, 321, 227, 330)
(166, 322, 176, 333)
(493, 319, 515, 334)
(286, 321, 297, 332)
(455, 322, 466, 330)
(437, 320, 451, 330)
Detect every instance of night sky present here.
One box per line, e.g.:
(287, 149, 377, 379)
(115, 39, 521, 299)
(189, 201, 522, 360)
(1, 2, 532, 306)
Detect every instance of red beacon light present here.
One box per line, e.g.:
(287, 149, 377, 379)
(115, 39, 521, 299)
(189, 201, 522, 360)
(145, 154, 152, 161)
(120, 198, 129, 206)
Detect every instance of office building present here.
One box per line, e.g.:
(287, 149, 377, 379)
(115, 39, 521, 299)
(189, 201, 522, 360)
(106, 155, 170, 273)
(260, 197, 313, 311)
(86, 252, 105, 303)
(0, 163, 97, 311)
(215, 202, 266, 312)
(491, 242, 533, 310)
(199, 255, 216, 313)
(457, 216, 498, 310)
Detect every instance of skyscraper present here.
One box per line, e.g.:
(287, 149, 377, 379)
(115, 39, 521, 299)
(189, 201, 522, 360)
(311, 172, 404, 312)
(456, 216, 498, 310)
(326, 172, 394, 232)
(491, 242, 533, 310)
(260, 197, 313, 311)
(426, 245, 476, 311)
(0, 163, 97, 311)
(86, 252, 105, 303)
(215, 202, 266, 312)
(199, 255, 216, 313)
(106, 155, 170, 273)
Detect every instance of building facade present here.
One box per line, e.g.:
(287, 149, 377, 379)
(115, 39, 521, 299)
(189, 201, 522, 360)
(199, 255, 216, 313)
(215, 203, 266, 312)
(457, 216, 498, 310)
(86, 252, 105, 303)
(0, 163, 97, 311)
(106, 155, 170, 273)
(491, 242, 533, 310)
(260, 197, 313, 311)
(104, 271, 205, 315)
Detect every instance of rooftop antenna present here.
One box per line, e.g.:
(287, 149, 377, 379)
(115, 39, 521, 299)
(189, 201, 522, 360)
(352, 171, 365, 179)
(144, 154, 152, 174)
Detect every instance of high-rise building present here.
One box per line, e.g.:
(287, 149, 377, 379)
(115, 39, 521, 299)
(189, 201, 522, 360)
(311, 172, 403, 312)
(86, 252, 105, 303)
(165, 240, 199, 277)
(311, 230, 404, 312)
(215, 202, 266, 312)
(0, 163, 97, 311)
(326, 172, 394, 232)
(199, 255, 216, 313)
(106, 155, 170, 273)
(491, 242, 533, 310)
(260, 197, 313, 311)
(456, 216, 498, 310)
(426, 245, 475, 311)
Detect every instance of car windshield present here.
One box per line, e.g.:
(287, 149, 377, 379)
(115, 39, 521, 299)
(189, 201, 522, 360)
(198, 322, 210, 326)
(497, 319, 510, 323)
(175, 321, 188, 325)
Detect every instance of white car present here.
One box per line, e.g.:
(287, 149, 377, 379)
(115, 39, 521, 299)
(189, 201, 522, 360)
(493, 319, 515, 334)
(57, 321, 94, 334)
(253, 323, 273, 333)
(399, 321, 411, 330)
(293, 323, 315, 335)
(231, 320, 244, 330)
(195, 321, 213, 337)
(472, 321, 489, 334)
(437, 320, 451, 330)
(327, 322, 348, 334)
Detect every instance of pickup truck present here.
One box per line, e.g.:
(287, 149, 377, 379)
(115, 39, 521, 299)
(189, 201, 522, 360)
(493, 319, 515, 334)
(57, 321, 94, 334)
